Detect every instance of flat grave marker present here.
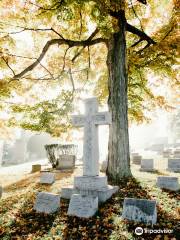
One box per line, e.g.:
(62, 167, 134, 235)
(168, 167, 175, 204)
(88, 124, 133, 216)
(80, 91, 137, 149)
(157, 176, 179, 191)
(40, 172, 55, 184)
(122, 198, 157, 225)
(167, 158, 180, 172)
(34, 192, 60, 214)
(140, 159, 155, 172)
(68, 194, 98, 218)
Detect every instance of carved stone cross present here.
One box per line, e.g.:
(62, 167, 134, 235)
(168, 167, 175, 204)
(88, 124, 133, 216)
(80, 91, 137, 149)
(72, 98, 111, 176)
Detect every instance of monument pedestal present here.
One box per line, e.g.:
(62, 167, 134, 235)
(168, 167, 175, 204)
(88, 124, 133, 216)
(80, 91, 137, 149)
(61, 175, 118, 204)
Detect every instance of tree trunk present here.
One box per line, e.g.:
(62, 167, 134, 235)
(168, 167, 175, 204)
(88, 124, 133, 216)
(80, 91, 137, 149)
(107, 10, 132, 183)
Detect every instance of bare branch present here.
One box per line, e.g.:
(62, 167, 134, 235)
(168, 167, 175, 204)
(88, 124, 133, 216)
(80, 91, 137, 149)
(2, 57, 15, 76)
(13, 31, 105, 79)
(72, 28, 99, 62)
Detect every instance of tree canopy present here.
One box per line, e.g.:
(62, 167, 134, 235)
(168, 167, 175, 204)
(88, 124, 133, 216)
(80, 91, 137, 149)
(0, 0, 179, 137)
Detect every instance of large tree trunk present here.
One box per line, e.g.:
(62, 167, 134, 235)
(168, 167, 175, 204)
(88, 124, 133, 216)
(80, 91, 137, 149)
(107, 10, 132, 183)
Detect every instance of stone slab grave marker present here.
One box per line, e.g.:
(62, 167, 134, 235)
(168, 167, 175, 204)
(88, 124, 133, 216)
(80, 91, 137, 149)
(68, 194, 98, 218)
(122, 198, 157, 225)
(56, 155, 75, 170)
(140, 159, 155, 172)
(173, 149, 180, 158)
(167, 158, 180, 172)
(34, 192, 60, 214)
(32, 164, 41, 173)
(132, 153, 142, 165)
(61, 98, 118, 217)
(40, 172, 55, 184)
(157, 176, 180, 191)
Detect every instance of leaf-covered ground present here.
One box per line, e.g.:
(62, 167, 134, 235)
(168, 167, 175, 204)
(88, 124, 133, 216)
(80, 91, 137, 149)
(0, 166, 179, 240)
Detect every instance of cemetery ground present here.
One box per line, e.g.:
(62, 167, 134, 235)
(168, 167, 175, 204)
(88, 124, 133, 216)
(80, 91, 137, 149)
(0, 160, 179, 240)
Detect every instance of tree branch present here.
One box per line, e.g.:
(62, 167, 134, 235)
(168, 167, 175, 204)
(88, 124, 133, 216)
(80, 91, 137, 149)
(126, 23, 155, 45)
(13, 31, 105, 79)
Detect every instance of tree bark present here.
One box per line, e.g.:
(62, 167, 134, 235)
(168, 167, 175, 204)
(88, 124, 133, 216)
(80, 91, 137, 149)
(107, 10, 132, 183)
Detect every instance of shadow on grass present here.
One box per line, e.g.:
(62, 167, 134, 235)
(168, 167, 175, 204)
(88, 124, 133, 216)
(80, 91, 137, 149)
(1, 191, 58, 240)
(1, 177, 179, 240)
(111, 177, 180, 240)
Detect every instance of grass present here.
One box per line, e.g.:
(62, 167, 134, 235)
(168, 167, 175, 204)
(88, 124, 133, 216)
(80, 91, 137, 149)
(0, 165, 179, 240)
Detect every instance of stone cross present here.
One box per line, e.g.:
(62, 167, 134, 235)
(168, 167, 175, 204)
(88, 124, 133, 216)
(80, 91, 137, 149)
(72, 98, 111, 176)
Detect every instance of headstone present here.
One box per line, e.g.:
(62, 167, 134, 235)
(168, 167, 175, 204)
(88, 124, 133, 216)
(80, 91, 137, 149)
(34, 192, 60, 214)
(68, 194, 98, 218)
(140, 159, 155, 172)
(173, 148, 180, 158)
(100, 160, 108, 173)
(122, 198, 157, 225)
(40, 172, 55, 184)
(61, 98, 118, 218)
(132, 154, 142, 165)
(163, 149, 172, 158)
(157, 176, 180, 191)
(0, 186, 2, 198)
(56, 155, 75, 170)
(32, 164, 41, 173)
(167, 158, 180, 172)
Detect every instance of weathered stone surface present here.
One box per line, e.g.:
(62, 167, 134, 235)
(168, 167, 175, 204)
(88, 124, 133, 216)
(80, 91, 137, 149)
(61, 185, 119, 203)
(74, 176, 107, 190)
(32, 164, 41, 173)
(100, 160, 108, 173)
(0, 186, 2, 198)
(140, 159, 155, 172)
(157, 176, 180, 191)
(68, 194, 98, 218)
(173, 149, 180, 158)
(72, 98, 111, 176)
(56, 155, 75, 170)
(167, 158, 180, 172)
(40, 172, 55, 184)
(122, 198, 157, 225)
(132, 155, 142, 165)
(34, 192, 60, 214)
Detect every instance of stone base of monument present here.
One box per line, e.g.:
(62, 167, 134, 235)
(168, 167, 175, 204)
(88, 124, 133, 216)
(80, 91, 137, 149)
(157, 176, 180, 191)
(68, 194, 98, 218)
(61, 176, 118, 204)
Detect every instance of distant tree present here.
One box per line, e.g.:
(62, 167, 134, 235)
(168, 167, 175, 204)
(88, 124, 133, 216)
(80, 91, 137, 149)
(0, 0, 178, 182)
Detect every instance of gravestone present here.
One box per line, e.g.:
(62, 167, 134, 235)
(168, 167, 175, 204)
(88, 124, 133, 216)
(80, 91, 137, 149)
(173, 149, 180, 158)
(68, 194, 98, 218)
(167, 158, 180, 172)
(122, 198, 157, 225)
(0, 186, 2, 198)
(34, 192, 60, 214)
(163, 149, 172, 158)
(40, 172, 55, 184)
(61, 98, 118, 218)
(140, 159, 155, 172)
(157, 176, 179, 191)
(100, 159, 108, 173)
(132, 154, 142, 165)
(32, 164, 41, 173)
(56, 155, 75, 170)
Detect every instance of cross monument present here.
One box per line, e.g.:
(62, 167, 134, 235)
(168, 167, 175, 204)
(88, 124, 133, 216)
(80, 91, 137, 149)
(72, 98, 111, 176)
